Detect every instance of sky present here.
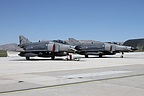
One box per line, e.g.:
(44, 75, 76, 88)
(0, 0, 144, 44)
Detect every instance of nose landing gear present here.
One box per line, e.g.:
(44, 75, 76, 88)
(121, 52, 124, 58)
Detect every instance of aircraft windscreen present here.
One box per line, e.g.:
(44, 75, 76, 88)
(53, 40, 68, 44)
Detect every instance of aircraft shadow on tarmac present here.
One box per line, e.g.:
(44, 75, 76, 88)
(9, 55, 124, 62)
(10, 58, 86, 62)
(80, 56, 121, 58)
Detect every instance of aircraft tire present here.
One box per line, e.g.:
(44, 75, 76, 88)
(99, 54, 103, 58)
(26, 57, 30, 60)
(85, 55, 89, 58)
(51, 56, 55, 60)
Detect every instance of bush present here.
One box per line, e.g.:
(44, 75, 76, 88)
(0, 50, 7, 57)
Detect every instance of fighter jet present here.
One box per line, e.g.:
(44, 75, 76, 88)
(18, 36, 75, 60)
(68, 38, 136, 58)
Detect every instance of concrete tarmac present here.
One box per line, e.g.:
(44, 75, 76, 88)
(0, 52, 144, 96)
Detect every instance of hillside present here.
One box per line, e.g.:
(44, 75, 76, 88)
(0, 43, 21, 51)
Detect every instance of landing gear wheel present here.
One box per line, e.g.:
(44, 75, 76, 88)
(51, 56, 55, 60)
(121, 52, 124, 58)
(99, 54, 103, 58)
(26, 57, 30, 60)
(85, 55, 89, 58)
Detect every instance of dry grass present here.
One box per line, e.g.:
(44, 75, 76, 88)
(0, 50, 7, 57)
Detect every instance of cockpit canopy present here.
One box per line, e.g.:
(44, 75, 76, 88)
(52, 40, 68, 44)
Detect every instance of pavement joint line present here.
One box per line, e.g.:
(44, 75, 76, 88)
(0, 73, 144, 94)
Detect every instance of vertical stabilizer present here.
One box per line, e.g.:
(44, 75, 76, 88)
(19, 35, 31, 44)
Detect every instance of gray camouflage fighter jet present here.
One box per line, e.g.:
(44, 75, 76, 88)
(68, 38, 137, 58)
(18, 36, 75, 60)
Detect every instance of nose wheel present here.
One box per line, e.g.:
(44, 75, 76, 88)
(121, 52, 124, 58)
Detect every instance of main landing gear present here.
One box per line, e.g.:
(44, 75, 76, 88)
(51, 56, 55, 60)
(99, 54, 103, 58)
(26, 57, 30, 60)
(85, 55, 89, 58)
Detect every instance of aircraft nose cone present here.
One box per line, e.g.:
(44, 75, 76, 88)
(75, 46, 82, 50)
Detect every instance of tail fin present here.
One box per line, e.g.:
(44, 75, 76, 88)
(19, 35, 31, 44)
(68, 38, 81, 45)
